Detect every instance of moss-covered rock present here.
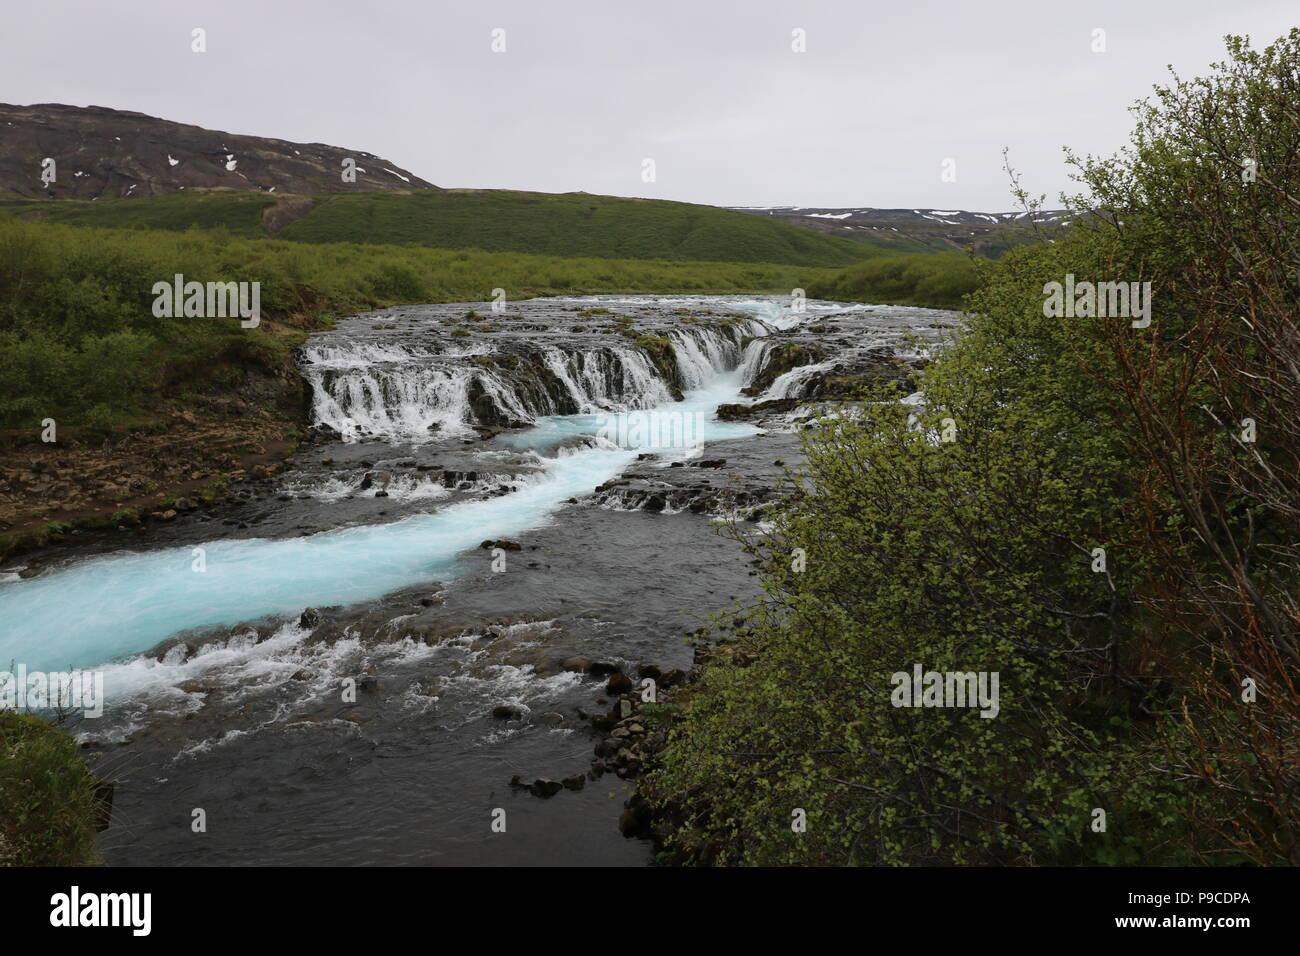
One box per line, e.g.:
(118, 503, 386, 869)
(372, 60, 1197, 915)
(745, 342, 826, 395)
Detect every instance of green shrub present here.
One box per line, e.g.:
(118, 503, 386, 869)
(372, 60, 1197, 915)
(647, 29, 1300, 867)
(0, 710, 102, 866)
(367, 263, 426, 300)
(647, 234, 1187, 865)
(808, 252, 980, 310)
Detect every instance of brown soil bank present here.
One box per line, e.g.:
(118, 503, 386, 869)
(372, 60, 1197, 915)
(0, 320, 312, 562)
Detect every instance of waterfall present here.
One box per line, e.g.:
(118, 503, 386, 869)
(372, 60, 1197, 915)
(308, 365, 479, 441)
(306, 323, 770, 442)
(668, 328, 731, 388)
(543, 346, 673, 413)
(738, 339, 775, 387)
(541, 347, 591, 411)
(666, 323, 766, 388)
(761, 359, 839, 400)
(471, 367, 537, 424)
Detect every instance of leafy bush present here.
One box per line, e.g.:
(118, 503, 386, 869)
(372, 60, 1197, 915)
(366, 263, 426, 300)
(647, 30, 1300, 866)
(648, 234, 1188, 865)
(807, 252, 980, 310)
(0, 710, 102, 866)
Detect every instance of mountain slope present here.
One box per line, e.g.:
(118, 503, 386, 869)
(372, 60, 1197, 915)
(0, 103, 436, 199)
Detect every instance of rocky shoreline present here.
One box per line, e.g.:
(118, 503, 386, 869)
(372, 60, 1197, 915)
(501, 619, 751, 862)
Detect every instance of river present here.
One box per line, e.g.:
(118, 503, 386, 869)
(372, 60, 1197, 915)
(0, 294, 957, 865)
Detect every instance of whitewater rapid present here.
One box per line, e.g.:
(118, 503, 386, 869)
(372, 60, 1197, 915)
(0, 294, 875, 681)
(0, 372, 756, 675)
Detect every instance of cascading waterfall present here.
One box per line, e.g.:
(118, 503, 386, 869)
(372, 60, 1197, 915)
(737, 339, 775, 387)
(668, 328, 730, 389)
(541, 347, 595, 412)
(307, 323, 771, 442)
(761, 359, 840, 400)
(0, 324, 776, 677)
(541, 346, 673, 414)
(665, 320, 769, 389)
(308, 364, 478, 441)
(603, 348, 673, 407)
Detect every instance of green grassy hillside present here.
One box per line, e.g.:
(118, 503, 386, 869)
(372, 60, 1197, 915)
(807, 252, 980, 310)
(0, 189, 887, 267)
(0, 193, 272, 236)
(278, 190, 880, 265)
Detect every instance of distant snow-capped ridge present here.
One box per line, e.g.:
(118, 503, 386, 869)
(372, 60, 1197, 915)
(729, 205, 1069, 224)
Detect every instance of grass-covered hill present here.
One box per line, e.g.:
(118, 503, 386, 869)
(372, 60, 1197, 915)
(0, 188, 887, 267)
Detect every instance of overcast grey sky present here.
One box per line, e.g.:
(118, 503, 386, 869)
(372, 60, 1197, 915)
(3, 0, 1295, 210)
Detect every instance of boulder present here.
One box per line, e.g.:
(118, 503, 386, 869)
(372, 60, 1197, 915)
(605, 672, 633, 694)
(529, 778, 562, 798)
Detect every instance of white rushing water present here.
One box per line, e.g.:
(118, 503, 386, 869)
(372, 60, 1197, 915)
(309, 340, 724, 442)
(302, 297, 849, 445)
(762, 359, 840, 400)
(0, 372, 756, 676)
(0, 295, 840, 679)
